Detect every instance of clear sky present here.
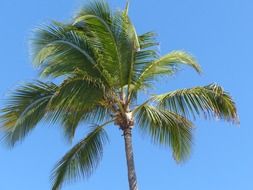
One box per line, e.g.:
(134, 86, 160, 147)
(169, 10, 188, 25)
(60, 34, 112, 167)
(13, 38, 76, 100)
(0, 0, 252, 190)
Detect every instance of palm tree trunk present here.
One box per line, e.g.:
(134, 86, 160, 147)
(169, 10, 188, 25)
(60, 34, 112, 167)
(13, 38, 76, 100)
(123, 127, 138, 190)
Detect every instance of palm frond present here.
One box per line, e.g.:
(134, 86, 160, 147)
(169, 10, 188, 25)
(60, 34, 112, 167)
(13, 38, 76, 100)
(73, 11, 123, 87)
(31, 22, 107, 84)
(133, 51, 201, 91)
(56, 105, 111, 142)
(0, 81, 57, 146)
(76, 0, 111, 23)
(154, 83, 239, 123)
(124, 13, 141, 94)
(51, 124, 109, 190)
(135, 104, 193, 162)
(46, 75, 108, 139)
(75, 0, 139, 88)
(130, 32, 159, 87)
(110, 10, 139, 88)
(138, 31, 159, 49)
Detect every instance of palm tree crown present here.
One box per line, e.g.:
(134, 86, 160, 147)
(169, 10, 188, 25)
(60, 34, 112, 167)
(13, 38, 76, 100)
(0, 1, 238, 190)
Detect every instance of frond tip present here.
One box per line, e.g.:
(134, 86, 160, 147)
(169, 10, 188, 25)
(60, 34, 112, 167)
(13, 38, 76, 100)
(0, 81, 57, 147)
(51, 125, 109, 190)
(135, 105, 193, 162)
(155, 83, 239, 123)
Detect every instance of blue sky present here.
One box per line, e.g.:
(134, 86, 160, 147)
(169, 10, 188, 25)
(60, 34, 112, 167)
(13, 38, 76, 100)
(0, 0, 252, 189)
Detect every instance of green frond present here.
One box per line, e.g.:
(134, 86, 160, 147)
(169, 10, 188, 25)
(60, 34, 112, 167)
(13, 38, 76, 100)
(56, 105, 111, 142)
(73, 12, 123, 87)
(75, 0, 136, 87)
(131, 49, 159, 90)
(76, 2, 139, 87)
(31, 22, 106, 80)
(124, 16, 141, 94)
(74, 0, 139, 88)
(51, 124, 109, 190)
(154, 83, 239, 123)
(76, 0, 111, 23)
(128, 32, 159, 93)
(133, 50, 201, 91)
(135, 104, 193, 162)
(0, 81, 57, 146)
(138, 31, 159, 49)
(47, 75, 106, 126)
(110, 10, 140, 87)
(45, 74, 112, 141)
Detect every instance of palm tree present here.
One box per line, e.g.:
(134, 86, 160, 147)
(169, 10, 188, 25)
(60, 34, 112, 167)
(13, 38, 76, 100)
(0, 1, 238, 190)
